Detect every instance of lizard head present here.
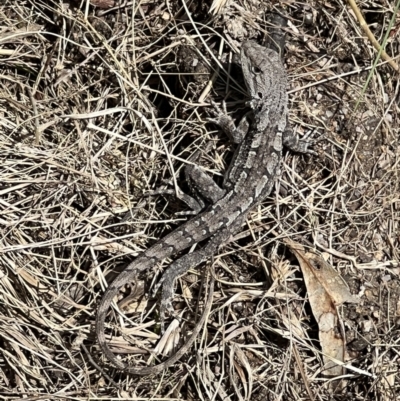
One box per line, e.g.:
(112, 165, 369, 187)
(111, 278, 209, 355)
(240, 41, 287, 115)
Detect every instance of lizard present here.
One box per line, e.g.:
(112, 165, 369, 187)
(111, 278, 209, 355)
(95, 24, 313, 376)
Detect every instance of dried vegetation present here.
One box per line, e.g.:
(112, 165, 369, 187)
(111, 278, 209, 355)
(0, 0, 399, 400)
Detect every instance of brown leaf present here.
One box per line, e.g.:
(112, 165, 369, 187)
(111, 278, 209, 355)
(285, 239, 359, 378)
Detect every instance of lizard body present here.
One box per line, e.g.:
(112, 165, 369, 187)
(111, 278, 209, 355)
(95, 38, 311, 375)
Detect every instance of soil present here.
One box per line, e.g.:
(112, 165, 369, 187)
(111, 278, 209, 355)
(0, 0, 399, 400)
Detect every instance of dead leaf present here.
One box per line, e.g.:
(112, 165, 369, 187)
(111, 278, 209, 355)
(287, 240, 359, 306)
(285, 239, 359, 379)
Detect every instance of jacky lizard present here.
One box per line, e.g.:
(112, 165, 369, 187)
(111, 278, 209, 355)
(95, 30, 313, 375)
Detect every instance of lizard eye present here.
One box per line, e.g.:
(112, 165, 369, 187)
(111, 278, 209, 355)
(252, 66, 262, 74)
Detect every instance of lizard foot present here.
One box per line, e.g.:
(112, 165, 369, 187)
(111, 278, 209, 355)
(284, 129, 320, 156)
(296, 130, 321, 156)
(207, 100, 249, 144)
(152, 275, 180, 333)
(207, 100, 234, 131)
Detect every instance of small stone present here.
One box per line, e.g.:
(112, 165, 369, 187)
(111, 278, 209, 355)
(162, 11, 170, 20)
(360, 319, 372, 333)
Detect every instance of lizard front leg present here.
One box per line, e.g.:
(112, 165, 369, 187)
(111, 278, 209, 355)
(148, 150, 226, 216)
(209, 101, 250, 144)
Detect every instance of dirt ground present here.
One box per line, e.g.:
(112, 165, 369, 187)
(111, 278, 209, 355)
(0, 0, 399, 400)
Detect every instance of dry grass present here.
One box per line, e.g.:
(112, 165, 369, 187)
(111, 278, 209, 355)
(0, 0, 399, 400)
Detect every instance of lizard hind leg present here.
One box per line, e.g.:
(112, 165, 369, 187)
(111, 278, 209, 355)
(144, 180, 205, 216)
(154, 221, 241, 332)
(184, 158, 226, 206)
(155, 248, 212, 333)
(145, 150, 226, 217)
(173, 148, 226, 216)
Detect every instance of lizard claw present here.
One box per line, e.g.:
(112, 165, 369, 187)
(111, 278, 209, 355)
(283, 129, 320, 156)
(210, 99, 227, 114)
(207, 100, 227, 125)
(297, 130, 321, 156)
